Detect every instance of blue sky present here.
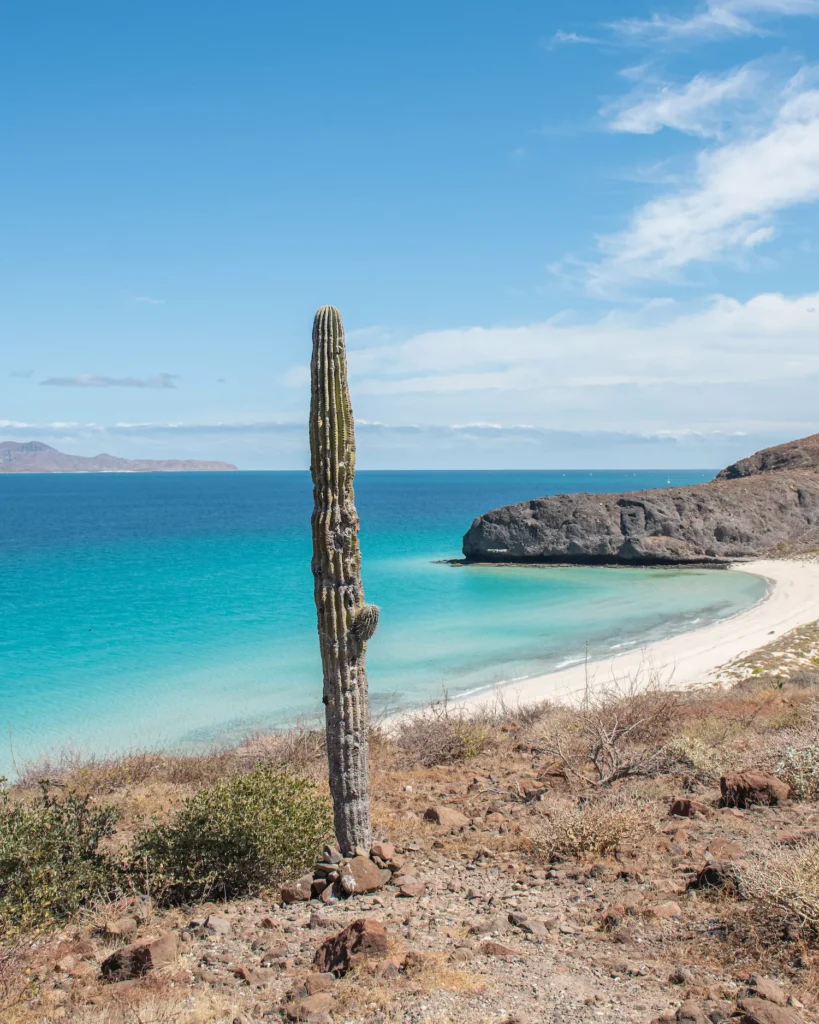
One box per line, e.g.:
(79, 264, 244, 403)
(2, 0, 819, 469)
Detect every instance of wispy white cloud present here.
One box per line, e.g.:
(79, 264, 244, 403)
(545, 29, 603, 48)
(604, 64, 764, 137)
(132, 295, 165, 305)
(589, 74, 819, 288)
(347, 289, 819, 400)
(40, 373, 180, 389)
(613, 0, 819, 42)
(9, 369, 34, 379)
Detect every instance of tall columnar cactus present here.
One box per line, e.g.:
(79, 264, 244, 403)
(309, 305, 377, 855)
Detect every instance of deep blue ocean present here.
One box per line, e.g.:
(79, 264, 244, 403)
(0, 470, 767, 774)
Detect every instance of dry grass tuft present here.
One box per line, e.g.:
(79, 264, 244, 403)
(527, 792, 648, 861)
(740, 841, 819, 937)
(393, 696, 501, 768)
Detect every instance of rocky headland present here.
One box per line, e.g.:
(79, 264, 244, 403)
(0, 441, 238, 473)
(463, 434, 819, 565)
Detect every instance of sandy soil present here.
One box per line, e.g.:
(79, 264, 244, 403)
(457, 558, 819, 711)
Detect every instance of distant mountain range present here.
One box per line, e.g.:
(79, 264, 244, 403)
(0, 441, 238, 473)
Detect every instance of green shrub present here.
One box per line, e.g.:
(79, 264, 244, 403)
(0, 781, 120, 937)
(130, 764, 331, 903)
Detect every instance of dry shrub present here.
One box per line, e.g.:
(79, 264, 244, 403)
(774, 745, 819, 801)
(544, 673, 682, 786)
(741, 842, 819, 938)
(656, 735, 723, 784)
(393, 697, 499, 768)
(17, 747, 239, 796)
(788, 668, 819, 688)
(528, 793, 647, 861)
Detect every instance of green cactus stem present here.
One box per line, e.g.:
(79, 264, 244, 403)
(309, 305, 377, 855)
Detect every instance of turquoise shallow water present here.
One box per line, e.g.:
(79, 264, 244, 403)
(0, 470, 767, 773)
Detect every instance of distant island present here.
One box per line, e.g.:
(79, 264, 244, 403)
(0, 441, 238, 473)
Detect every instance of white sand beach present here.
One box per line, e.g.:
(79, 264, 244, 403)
(457, 558, 819, 711)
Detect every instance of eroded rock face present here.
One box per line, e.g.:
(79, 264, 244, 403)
(462, 434, 819, 566)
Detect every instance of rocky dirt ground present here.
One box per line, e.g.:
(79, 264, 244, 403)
(5, 632, 819, 1024)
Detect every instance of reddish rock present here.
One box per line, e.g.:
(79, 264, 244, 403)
(340, 855, 388, 895)
(305, 973, 335, 995)
(479, 940, 521, 959)
(742, 976, 788, 1006)
(736, 997, 803, 1023)
(281, 875, 314, 904)
(313, 918, 389, 975)
(370, 841, 395, 861)
(675, 1001, 711, 1024)
(284, 992, 334, 1021)
(398, 881, 426, 898)
(648, 901, 682, 920)
(100, 916, 139, 940)
(720, 771, 790, 808)
(101, 933, 178, 981)
(670, 798, 712, 818)
(423, 805, 470, 828)
(708, 837, 743, 860)
(233, 965, 273, 988)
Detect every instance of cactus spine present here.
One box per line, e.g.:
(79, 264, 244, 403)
(309, 305, 376, 855)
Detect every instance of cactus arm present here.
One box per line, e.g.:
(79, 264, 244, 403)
(309, 305, 374, 855)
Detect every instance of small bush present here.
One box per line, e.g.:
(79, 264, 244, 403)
(775, 745, 819, 801)
(130, 764, 331, 904)
(741, 842, 819, 936)
(0, 781, 120, 937)
(528, 795, 645, 861)
(659, 735, 722, 784)
(545, 675, 681, 786)
(394, 699, 495, 767)
(787, 668, 819, 688)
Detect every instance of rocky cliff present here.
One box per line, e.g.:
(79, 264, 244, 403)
(0, 441, 238, 473)
(462, 434, 819, 565)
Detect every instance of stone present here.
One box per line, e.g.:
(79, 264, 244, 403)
(313, 919, 389, 975)
(423, 805, 470, 827)
(310, 878, 329, 898)
(101, 933, 178, 981)
(670, 798, 712, 818)
(398, 881, 426, 898)
(281, 875, 314, 904)
(99, 916, 139, 940)
(468, 914, 507, 936)
(480, 940, 521, 959)
(736, 997, 803, 1023)
(370, 841, 395, 861)
(204, 913, 233, 935)
(742, 977, 788, 1007)
(720, 771, 790, 808)
(284, 992, 334, 1021)
(519, 919, 548, 936)
(649, 901, 682, 920)
(340, 855, 387, 895)
(689, 861, 740, 894)
(462, 434, 819, 565)
(259, 947, 289, 966)
(707, 837, 743, 860)
(391, 873, 419, 887)
(675, 1001, 710, 1024)
(233, 965, 273, 988)
(308, 911, 332, 930)
(305, 973, 335, 995)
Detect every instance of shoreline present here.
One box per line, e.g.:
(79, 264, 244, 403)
(452, 558, 819, 712)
